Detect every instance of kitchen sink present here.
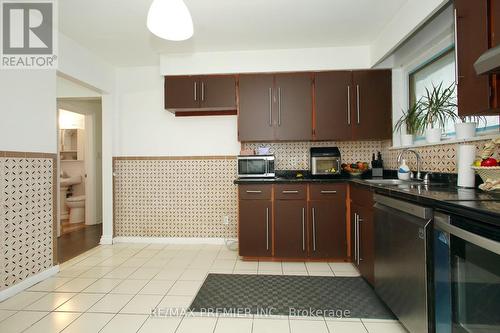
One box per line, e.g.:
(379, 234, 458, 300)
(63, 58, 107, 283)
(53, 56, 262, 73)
(363, 179, 423, 186)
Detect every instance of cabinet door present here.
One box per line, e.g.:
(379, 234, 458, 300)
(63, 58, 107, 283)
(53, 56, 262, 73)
(275, 200, 307, 258)
(351, 70, 392, 140)
(309, 200, 347, 259)
(165, 76, 200, 109)
(274, 73, 313, 141)
(455, 0, 490, 116)
(238, 200, 272, 257)
(238, 74, 275, 141)
(358, 206, 375, 286)
(199, 76, 236, 109)
(314, 71, 352, 140)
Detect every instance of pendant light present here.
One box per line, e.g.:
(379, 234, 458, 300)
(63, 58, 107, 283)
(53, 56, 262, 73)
(147, 0, 193, 41)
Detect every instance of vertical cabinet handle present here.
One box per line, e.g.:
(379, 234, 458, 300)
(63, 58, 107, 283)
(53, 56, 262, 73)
(302, 207, 305, 252)
(354, 213, 358, 264)
(312, 208, 317, 252)
(347, 86, 351, 125)
(454, 8, 459, 85)
(356, 84, 360, 124)
(268, 88, 272, 126)
(201, 82, 205, 101)
(358, 216, 363, 263)
(278, 87, 282, 126)
(194, 81, 197, 101)
(266, 207, 270, 251)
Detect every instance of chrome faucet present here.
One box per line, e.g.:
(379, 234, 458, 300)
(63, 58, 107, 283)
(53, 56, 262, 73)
(397, 149, 422, 181)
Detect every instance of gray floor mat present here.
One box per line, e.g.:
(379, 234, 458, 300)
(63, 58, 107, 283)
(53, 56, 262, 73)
(189, 274, 395, 319)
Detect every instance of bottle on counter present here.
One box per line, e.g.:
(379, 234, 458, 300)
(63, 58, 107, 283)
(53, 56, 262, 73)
(398, 159, 411, 181)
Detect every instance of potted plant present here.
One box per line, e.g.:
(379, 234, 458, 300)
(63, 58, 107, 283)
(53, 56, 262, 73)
(455, 115, 487, 140)
(420, 82, 459, 143)
(394, 100, 424, 146)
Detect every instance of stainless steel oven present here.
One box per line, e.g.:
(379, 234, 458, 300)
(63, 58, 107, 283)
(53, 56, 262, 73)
(310, 147, 341, 176)
(237, 155, 275, 178)
(434, 212, 500, 333)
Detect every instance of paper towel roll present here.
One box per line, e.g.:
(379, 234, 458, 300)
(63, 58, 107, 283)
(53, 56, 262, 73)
(457, 144, 476, 188)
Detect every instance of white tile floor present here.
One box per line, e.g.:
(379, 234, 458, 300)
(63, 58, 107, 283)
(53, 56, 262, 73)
(0, 243, 407, 333)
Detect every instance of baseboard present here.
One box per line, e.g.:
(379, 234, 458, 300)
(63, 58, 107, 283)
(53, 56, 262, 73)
(113, 236, 226, 245)
(99, 235, 113, 245)
(0, 265, 60, 302)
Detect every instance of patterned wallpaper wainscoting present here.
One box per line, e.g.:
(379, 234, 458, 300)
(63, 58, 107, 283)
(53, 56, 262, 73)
(242, 141, 383, 170)
(113, 157, 238, 238)
(381, 139, 493, 173)
(0, 152, 56, 290)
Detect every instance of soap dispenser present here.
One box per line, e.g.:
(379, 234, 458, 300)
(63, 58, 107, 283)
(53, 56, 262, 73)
(398, 159, 410, 181)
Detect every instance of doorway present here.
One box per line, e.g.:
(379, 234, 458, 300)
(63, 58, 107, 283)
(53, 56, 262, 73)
(57, 98, 103, 262)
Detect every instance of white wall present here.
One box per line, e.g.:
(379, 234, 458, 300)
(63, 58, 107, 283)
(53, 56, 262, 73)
(0, 70, 57, 153)
(387, 5, 454, 147)
(160, 46, 371, 75)
(116, 66, 240, 156)
(57, 76, 101, 98)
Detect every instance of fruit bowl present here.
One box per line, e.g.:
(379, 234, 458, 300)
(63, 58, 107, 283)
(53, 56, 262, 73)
(472, 166, 500, 183)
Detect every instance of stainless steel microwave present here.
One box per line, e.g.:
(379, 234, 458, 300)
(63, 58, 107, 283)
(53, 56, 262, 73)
(237, 155, 275, 178)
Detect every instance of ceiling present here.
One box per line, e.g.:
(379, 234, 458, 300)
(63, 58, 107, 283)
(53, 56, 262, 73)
(59, 0, 409, 67)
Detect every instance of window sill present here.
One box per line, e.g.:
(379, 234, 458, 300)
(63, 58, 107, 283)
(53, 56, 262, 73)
(389, 132, 500, 150)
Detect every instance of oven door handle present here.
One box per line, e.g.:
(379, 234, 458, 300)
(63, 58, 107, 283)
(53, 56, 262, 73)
(435, 218, 500, 255)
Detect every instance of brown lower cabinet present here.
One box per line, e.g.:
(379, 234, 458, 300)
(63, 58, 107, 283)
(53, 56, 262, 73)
(275, 200, 307, 258)
(350, 184, 375, 285)
(238, 183, 348, 260)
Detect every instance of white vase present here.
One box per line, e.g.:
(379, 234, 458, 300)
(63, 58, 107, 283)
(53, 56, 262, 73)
(455, 122, 477, 140)
(401, 134, 414, 146)
(425, 128, 442, 143)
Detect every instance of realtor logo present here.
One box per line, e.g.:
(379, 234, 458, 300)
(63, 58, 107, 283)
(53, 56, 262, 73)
(1, 0, 57, 69)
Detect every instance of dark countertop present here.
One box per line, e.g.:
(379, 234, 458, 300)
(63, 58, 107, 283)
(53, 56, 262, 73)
(234, 173, 500, 227)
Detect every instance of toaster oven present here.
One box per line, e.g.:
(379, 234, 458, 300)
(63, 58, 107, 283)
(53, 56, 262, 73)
(310, 147, 342, 176)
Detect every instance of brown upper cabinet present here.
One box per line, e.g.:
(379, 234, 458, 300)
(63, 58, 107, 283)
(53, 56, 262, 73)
(238, 73, 313, 142)
(314, 70, 392, 141)
(164, 75, 236, 115)
(454, 0, 490, 116)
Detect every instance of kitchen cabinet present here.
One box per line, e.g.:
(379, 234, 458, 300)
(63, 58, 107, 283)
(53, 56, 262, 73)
(274, 73, 313, 141)
(275, 200, 308, 258)
(238, 183, 348, 260)
(238, 185, 272, 257)
(314, 70, 392, 141)
(350, 184, 375, 286)
(274, 184, 307, 258)
(351, 70, 392, 140)
(238, 73, 313, 141)
(309, 184, 347, 259)
(238, 74, 276, 141)
(454, 0, 491, 116)
(314, 71, 353, 140)
(164, 75, 236, 115)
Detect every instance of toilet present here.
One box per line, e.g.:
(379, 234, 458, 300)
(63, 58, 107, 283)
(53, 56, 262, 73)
(66, 195, 85, 224)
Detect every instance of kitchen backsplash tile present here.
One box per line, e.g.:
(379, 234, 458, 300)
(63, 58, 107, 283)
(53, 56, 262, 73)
(381, 138, 494, 173)
(242, 141, 382, 170)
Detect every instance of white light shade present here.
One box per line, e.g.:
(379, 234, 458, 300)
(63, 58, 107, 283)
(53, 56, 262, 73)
(147, 0, 193, 41)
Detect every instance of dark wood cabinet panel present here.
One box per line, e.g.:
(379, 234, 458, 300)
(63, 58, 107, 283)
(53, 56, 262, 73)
(274, 184, 307, 200)
(314, 71, 353, 140)
(492, 0, 500, 48)
(350, 184, 375, 286)
(238, 74, 275, 141)
(165, 76, 199, 109)
(275, 200, 307, 258)
(309, 183, 346, 200)
(309, 200, 347, 259)
(351, 70, 392, 140)
(238, 200, 272, 257)
(239, 185, 272, 200)
(455, 0, 490, 116)
(358, 205, 374, 286)
(274, 73, 313, 141)
(199, 76, 236, 109)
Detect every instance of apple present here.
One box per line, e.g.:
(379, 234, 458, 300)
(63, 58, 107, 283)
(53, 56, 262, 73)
(481, 157, 498, 167)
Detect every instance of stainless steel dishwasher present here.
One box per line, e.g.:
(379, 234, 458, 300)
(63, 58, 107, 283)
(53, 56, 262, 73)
(374, 194, 433, 333)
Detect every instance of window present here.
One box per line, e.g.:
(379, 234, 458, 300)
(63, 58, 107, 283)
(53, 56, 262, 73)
(409, 47, 499, 137)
